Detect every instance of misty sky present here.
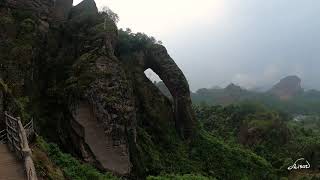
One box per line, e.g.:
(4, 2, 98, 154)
(73, 0, 320, 91)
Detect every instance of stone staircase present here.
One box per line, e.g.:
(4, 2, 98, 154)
(0, 144, 26, 180)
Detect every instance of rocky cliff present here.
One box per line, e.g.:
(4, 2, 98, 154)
(269, 75, 303, 100)
(0, 0, 196, 176)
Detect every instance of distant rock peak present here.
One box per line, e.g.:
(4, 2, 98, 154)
(225, 83, 243, 92)
(269, 75, 303, 100)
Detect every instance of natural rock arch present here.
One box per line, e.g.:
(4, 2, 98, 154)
(143, 44, 196, 138)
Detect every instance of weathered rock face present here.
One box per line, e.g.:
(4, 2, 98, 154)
(2, 0, 52, 14)
(68, 52, 135, 175)
(70, 0, 97, 17)
(52, 0, 73, 21)
(2, 0, 72, 22)
(64, 0, 134, 175)
(0, 0, 196, 176)
(144, 45, 196, 138)
(117, 44, 196, 138)
(269, 75, 303, 100)
(155, 81, 173, 100)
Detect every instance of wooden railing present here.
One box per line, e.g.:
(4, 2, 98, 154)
(23, 118, 35, 141)
(0, 129, 6, 143)
(4, 111, 38, 180)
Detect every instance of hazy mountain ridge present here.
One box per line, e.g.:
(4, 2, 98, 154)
(176, 75, 320, 114)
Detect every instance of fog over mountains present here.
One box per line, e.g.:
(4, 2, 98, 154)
(81, 0, 320, 91)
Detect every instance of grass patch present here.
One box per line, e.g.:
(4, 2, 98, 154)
(35, 137, 121, 180)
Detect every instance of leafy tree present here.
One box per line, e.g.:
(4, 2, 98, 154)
(101, 6, 119, 24)
(116, 28, 162, 55)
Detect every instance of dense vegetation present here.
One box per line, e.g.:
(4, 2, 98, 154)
(194, 102, 320, 179)
(191, 86, 320, 115)
(33, 137, 120, 180)
(33, 128, 277, 180)
(31, 96, 320, 180)
(116, 28, 162, 56)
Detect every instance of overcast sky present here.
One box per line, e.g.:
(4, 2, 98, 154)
(74, 0, 320, 91)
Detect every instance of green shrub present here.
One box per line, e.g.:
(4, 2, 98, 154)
(36, 137, 120, 180)
(116, 28, 161, 56)
(147, 174, 213, 180)
(189, 131, 276, 179)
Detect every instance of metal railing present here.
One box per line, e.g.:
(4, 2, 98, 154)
(4, 111, 38, 180)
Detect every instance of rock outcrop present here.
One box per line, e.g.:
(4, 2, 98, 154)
(1, 0, 72, 22)
(269, 75, 303, 100)
(52, 0, 73, 21)
(0, 0, 196, 176)
(225, 83, 243, 92)
(155, 81, 173, 100)
(65, 0, 134, 175)
(144, 44, 196, 138)
(117, 44, 196, 139)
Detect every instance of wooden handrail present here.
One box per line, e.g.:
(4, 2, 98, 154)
(4, 112, 18, 121)
(4, 112, 38, 180)
(0, 129, 7, 143)
(17, 118, 37, 180)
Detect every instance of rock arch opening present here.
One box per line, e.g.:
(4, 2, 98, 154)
(144, 68, 172, 100)
(142, 45, 196, 138)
